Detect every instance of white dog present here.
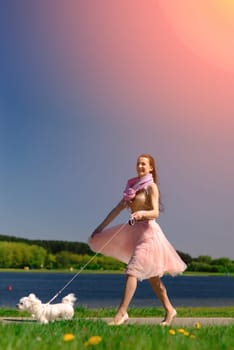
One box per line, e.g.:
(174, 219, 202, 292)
(17, 293, 76, 324)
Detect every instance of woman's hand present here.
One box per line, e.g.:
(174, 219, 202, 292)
(91, 226, 103, 238)
(130, 210, 146, 221)
(91, 199, 126, 238)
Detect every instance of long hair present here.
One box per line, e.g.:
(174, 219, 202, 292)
(138, 153, 164, 212)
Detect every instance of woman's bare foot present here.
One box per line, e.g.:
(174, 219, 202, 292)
(108, 312, 129, 326)
(160, 309, 177, 326)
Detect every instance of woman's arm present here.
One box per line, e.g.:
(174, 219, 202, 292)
(91, 199, 127, 237)
(131, 183, 159, 221)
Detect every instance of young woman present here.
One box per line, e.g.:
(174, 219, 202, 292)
(88, 154, 186, 325)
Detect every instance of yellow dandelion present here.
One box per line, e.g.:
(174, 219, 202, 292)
(195, 322, 201, 329)
(190, 334, 196, 339)
(63, 333, 75, 342)
(84, 335, 102, 346)
(183, 331, 190, 337)
(178, 328, 186, 334)
(169, 329, 176, 335)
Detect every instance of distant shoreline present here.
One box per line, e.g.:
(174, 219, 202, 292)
(0, 268, 233, 277)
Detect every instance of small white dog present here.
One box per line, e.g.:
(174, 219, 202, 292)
(17, 293, 76, 324)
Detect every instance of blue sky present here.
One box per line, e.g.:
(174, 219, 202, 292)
(1, 0, 234, 259)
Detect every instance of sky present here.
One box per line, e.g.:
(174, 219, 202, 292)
(1, 0, 234, 259)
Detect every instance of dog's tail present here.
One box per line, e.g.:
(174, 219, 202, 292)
(62, 293, 77, 305)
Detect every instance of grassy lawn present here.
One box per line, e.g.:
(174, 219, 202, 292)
(1, 305, 234, 318)
(0, 306, 234, 350)
(0, 317, 233, 350)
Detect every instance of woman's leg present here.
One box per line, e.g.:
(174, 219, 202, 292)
(148, 276, 177, 325)
(110, 274, 137, 324)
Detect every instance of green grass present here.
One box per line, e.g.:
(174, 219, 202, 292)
(0, 318, 233, 350)
(0, 307, 234, 349)
(1, 305, 234, 318)
(1, 268, 234, 276)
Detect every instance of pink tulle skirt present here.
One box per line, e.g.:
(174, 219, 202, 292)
(88, 220, 187, 281)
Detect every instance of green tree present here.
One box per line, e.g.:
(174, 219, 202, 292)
(55, 251, 72, 268)
(0, 242, 13, 267)
(177, 251, 192, 265)
(196, 255, 212, 264)
(28, 245, 47, 268)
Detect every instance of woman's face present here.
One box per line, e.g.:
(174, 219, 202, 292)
(136, 157, 153, 178)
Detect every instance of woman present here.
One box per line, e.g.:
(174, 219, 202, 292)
(88, 154, 186, 325)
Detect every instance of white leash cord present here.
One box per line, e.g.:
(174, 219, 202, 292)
(47, 220, 131, 304)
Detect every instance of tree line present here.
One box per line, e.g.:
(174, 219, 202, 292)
(0, 234, 92, 255)
(0, 235, 233, 273)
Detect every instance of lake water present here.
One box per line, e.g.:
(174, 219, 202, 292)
(1, 272, 234, 308)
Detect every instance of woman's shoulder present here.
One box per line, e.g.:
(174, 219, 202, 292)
(147, 182, 158, 194)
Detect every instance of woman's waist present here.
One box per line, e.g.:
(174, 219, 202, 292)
(129, 218, 156, 226)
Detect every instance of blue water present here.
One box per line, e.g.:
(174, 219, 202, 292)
(1, 272, 234, 308)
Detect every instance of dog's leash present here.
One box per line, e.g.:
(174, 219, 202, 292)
(47, 218, 135, 304)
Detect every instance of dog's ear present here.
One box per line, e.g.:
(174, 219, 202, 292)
(67, 293, 76, 299)
(28, 293, 36, 300)
(70, 293, 77, 301)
